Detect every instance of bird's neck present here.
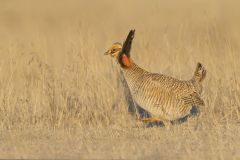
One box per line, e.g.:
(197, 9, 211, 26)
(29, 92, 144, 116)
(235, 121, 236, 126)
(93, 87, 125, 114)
(121, 59, 148, 89)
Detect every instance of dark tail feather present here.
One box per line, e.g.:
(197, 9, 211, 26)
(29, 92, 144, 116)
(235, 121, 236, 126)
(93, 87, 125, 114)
(192, 62, 206, 82)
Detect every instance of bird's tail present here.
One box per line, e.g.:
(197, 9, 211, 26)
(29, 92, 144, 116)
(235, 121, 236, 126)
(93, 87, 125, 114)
(192, 62, 206, 83)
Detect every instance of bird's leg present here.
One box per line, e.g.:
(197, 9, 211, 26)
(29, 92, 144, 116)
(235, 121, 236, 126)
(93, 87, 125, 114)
(142, 117, 161, 123)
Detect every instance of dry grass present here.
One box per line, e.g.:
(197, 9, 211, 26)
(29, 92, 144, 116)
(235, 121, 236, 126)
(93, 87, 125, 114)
(0, 0, 240, 159)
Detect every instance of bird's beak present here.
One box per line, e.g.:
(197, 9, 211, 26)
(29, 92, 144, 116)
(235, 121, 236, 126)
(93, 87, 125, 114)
(104, 50, 111, 55)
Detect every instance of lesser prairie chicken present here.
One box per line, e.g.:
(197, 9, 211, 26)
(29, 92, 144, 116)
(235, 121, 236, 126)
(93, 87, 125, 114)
(105, 30, 206, 127)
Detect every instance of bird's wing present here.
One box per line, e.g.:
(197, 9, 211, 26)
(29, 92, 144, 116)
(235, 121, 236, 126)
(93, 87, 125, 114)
(180, 92, 205, 106)
(149, 73, 205, 107)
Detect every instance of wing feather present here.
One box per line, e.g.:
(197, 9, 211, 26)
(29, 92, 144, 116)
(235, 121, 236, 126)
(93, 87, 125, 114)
(149, 73, 204, 107)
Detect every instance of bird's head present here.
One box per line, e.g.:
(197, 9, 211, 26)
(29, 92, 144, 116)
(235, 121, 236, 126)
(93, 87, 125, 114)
(104, 42, 122, 59)
(104, 30, 135, 68)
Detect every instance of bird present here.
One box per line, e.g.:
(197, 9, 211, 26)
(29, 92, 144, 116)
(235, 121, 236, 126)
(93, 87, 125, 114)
(104, 29, 206, 127)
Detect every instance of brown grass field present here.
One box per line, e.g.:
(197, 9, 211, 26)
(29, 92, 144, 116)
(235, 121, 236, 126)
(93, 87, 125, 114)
(0, 0, 240, 159)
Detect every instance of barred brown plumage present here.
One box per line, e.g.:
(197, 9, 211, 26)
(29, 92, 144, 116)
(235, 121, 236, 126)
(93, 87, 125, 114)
(105, 30, 206, 126)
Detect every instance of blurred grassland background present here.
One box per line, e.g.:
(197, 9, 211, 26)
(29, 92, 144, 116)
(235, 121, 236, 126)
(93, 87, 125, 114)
(0, 0, 240, 159)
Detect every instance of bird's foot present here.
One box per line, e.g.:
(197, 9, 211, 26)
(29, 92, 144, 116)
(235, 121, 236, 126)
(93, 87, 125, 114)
(141, 117, 161, 123)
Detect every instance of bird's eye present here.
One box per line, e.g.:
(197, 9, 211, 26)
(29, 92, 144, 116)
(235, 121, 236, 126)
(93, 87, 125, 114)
(112, 49, 116, 52)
